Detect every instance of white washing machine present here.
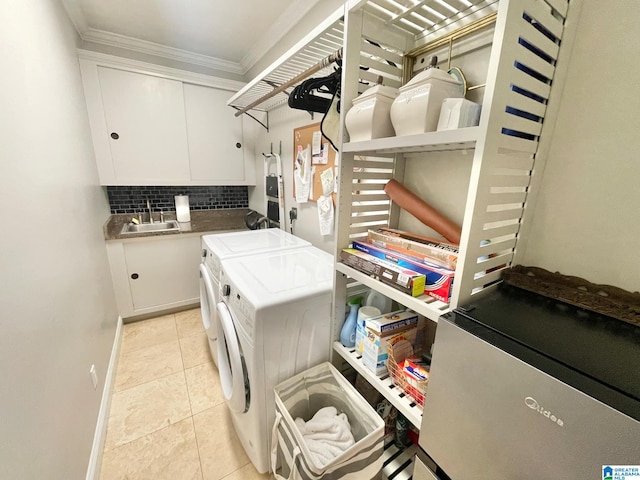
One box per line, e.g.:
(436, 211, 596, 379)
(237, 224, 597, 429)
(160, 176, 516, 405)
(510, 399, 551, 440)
(215, 246, 334, 473)
(199, 229, 310, 366)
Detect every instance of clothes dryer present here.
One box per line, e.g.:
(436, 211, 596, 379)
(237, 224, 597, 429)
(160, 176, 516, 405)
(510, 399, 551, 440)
(215, 246, 333, 473)
(199, 229, 310, 366)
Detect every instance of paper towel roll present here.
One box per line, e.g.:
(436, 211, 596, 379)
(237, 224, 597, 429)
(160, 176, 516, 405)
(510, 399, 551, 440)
(175, 195, 191, 223)
(384, 179, 461, 244)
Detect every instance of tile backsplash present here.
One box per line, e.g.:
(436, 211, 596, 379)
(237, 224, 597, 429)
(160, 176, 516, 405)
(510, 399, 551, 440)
(106, 186, 249, 214)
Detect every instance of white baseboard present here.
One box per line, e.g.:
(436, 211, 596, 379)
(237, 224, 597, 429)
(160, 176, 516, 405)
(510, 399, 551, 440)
(86, 315, 124, 480)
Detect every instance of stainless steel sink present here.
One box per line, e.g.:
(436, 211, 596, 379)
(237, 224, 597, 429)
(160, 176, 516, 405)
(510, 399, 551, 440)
(121, 220, 180, 234)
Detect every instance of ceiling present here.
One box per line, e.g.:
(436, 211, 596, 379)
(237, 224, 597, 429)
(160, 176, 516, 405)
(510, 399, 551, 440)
(62, 0, 322, 76)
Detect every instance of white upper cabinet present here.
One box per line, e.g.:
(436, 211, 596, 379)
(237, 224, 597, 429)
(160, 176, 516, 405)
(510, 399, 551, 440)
(183, 83, 248, 184)
(78, 52, 254, 186)
(98, 66, 191, 184)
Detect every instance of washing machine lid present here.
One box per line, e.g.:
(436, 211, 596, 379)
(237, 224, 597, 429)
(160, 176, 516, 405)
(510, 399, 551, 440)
(221, 247, 333, 308)
(202, 229, 310, 258)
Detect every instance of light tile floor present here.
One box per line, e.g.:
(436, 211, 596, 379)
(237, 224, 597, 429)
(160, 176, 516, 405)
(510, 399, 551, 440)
(99, 308, 272, 480)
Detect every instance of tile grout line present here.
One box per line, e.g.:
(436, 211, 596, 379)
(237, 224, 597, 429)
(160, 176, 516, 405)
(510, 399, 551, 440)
(103, 419, 188, 456)
(113, 340, 184, 395)
(103, 371, 193, 453)
(178, 314, 195, 419)
(177, 310, 206, 479)
(104, 310, 220, 479)
(103, 315, 189, 456)
(119, 314, 178, 356)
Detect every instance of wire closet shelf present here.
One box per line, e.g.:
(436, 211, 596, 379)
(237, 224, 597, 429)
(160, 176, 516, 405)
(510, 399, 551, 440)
(226, 0, 500, 115)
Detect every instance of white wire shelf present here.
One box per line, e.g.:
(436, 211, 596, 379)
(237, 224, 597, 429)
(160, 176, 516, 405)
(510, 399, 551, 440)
(334, 341, 423, 430)
(228, 0, 498, 114)
(336, 262, 451, 323)
(227, 6, 345, 112)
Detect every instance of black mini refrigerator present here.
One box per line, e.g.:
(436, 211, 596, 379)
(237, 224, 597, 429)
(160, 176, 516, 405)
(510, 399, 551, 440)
(415, 283, 640, 480)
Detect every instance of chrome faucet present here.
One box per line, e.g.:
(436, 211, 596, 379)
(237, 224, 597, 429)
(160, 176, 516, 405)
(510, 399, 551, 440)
(257, 216, 270, 229)
(146, 198, 154, 224)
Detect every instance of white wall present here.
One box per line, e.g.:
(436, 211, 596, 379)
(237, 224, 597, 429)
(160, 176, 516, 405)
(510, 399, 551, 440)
(0, 1, 119, 478)
(248, 106, 336, 254)
(521, 0, 640, 292)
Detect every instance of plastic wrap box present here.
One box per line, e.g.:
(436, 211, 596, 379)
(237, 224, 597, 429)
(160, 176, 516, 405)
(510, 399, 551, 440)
(351, 241, 454, 303)
(340, 248, 425, 297)
(368, 228, 458, 270)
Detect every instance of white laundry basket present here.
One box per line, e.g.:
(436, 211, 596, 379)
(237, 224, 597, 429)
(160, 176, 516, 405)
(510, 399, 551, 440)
(271, 362, 384, 480)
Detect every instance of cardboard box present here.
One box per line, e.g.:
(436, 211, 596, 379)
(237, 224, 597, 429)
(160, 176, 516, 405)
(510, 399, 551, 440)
(368, 228, 458, 270)
(351, 241, 455, 303)
(365, 310, 419, 335)
(362, 326, 418, 376)
(355, 308, 401, 354)
(401, 357, 430, 390)
(340, 249, 425, 297)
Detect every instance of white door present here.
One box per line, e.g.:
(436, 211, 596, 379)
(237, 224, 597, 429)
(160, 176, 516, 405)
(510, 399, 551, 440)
(98, 66, 190, 184)
(183, 83, 247, 184)
(216, 301, 248, 413)
(124, 236, 200, 311)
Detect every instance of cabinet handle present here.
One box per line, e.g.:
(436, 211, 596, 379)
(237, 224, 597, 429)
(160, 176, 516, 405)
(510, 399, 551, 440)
(131, 273, 139, 280)
(235, 142, 241, 149)
(111, 132, 120, 140)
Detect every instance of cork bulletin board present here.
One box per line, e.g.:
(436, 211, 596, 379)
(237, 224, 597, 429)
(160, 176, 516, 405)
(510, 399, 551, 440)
(292, 122, 337, 204)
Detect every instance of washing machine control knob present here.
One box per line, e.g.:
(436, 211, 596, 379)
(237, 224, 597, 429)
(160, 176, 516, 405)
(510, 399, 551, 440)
(222, 284, 231, 296)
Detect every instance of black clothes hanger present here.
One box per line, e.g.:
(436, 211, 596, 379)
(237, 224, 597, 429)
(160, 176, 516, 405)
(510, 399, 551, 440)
(288, 67, 342, 114)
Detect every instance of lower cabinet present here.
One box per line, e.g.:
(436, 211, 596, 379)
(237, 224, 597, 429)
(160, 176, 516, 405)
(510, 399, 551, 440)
(106, 234, 202, 318)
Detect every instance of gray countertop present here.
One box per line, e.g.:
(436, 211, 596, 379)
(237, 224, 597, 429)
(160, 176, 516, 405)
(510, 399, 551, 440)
(104, 208, 251, 240)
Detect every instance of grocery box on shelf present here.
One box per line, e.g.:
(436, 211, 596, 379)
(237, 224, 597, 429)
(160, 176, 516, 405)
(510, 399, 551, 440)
(387, 352, 430, 407)
(362, 325, 418, 376)
(368, 228, 459, 270)
(340, 249, 425, 297)
(351, 241, 454, 303)
(366, 310, 419, 335)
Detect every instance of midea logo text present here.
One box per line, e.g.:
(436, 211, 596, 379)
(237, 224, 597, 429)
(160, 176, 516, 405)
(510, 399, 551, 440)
(524, 397, 564, 426)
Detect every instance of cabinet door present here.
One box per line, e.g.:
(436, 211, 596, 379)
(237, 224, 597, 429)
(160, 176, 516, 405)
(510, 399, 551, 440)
(183, 83, 250, 184)
(123, 236, 201, 311)
(98, 67, 190, 184)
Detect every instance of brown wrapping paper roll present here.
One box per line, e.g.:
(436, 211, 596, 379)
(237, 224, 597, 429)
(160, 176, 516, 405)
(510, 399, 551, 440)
(384, 179, 462, 244)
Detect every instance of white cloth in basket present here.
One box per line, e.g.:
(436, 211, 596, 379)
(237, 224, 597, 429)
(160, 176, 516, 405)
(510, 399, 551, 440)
(294, 406, 355, 467)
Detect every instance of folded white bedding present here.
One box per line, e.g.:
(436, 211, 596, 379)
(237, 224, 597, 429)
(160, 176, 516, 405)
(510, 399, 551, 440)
(295, 406, 356, 467)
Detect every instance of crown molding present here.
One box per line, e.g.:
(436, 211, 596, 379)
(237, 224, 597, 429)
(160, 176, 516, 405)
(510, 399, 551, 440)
(62, 0, 324, 77)
(81, 28, 244, 75)
(239, 0, 323, 73)
(77, 49, 246, 92)
(60, 0, 88, 34)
